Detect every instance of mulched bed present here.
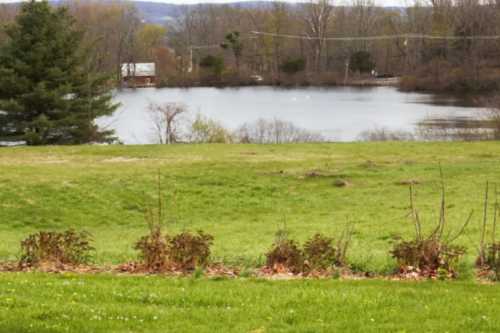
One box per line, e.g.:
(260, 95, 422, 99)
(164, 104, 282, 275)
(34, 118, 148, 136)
(0, 261, 497, 282)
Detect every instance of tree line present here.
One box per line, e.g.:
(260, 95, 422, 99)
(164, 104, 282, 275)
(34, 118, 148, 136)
(167, 0, 500, 92)
(2, 0, 500, 92)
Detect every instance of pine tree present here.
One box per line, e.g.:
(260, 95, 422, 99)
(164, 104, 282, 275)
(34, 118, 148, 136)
(0, 0, 118, 145)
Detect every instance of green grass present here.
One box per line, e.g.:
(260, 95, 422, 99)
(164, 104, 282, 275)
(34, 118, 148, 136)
(0, 273, 499, 332)
(2, 142, 500, 331)
(1, 142, 500, 270)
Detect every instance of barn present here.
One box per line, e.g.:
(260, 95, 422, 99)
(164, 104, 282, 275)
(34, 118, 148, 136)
(121, 63, 156, 88)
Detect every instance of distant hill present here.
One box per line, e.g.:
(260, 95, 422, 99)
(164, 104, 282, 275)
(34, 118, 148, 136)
(130, 2, 184, 23)
(132, 1, 277, 24)
(3, 1, 406, 24)
(34, 1, 276, 24)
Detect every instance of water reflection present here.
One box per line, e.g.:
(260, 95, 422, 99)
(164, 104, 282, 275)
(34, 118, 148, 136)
(98, 86, 488, 144)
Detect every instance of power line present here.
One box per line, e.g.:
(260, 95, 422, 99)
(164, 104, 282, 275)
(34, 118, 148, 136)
(190, 37, 257, 50)
(250, 31, 500, 41)
(191, 44, 220, 50)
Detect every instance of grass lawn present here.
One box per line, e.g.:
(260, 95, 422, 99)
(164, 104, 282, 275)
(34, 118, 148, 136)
(0, 273, 499, 332)
(1, 142, 500, 270)
(2, 142, 500, 331)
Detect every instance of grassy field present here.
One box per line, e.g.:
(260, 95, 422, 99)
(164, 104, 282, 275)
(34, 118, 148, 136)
(0, 273, 499, 332)
(1, 142, 500, 270)
(2, 142, 500, 331)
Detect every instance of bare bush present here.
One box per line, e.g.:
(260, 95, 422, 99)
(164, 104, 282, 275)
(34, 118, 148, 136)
(169, 231, 214, 271)
(148, 102, 188, 144)
(20, 230, 94, 268)
(134, 171, 171, 272)
(265, 229, 304, 274)
(391, 172, 472, 279)
(476, 182, 500, 280)
(265, 227, 352, 274)
(234, 118, 325, 144)
(392, 239, 466, 278)
(483, 244, 500, 281)
(134, 172, 214, 273)
(358, 128, 415, 141)
(135, 228, 214, 273)
(303, 229, 352, 271)
(134, 226, 170, 272)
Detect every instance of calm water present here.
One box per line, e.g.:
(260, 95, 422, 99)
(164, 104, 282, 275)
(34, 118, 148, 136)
(99, 86, 485, 144)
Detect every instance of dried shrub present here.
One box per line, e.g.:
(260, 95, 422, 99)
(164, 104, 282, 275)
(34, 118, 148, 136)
(391, 171, 471, 278)
(265, 226, 353, 275)
(134, 171, 171, 272)
(169, 231, 214, 271)
(303, 234, 337, 270)
(134, 171, 214, 273)
(134, 229, 214, 273)
(303, 231, 352, 271)
(477, 182, 500, 280)
(265, 230, 303, 274)
(20, 230, 93, 267)
(134, 226, 170, 272)
(483, 243, 500, 281)
(392, 239, 465, 277)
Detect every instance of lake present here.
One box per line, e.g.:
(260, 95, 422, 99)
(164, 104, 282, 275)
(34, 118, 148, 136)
(100, 86, 486, 144)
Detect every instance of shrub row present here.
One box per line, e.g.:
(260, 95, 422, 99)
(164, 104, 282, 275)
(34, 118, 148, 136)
(7, 177, 500, 281)
(10, 226, 499, 281)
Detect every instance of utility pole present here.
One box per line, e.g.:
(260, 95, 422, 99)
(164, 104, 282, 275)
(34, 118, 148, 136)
(344, 59, 350, 85)
(188, 47, 193, 73)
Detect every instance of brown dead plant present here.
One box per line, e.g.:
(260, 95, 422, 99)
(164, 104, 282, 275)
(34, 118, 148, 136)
(391, 166, 472, 278)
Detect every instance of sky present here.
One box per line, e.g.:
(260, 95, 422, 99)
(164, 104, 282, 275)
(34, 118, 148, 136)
(0, 0, 411, 7)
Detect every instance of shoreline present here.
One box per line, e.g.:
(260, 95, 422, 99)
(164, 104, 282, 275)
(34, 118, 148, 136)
(155, 77, 401, 89)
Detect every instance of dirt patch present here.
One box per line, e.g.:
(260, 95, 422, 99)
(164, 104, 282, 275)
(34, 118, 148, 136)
(115, 261, 240, 278)
(2, 261, 109, 274)
(333, 179, 351, 187)
(257, 264, 356, 279)
(0, 262, 18, 272)
(303, 169, 340, 179)
(395, 179, 421, 186)
(359, 160, 380, 169)
(263, 170, 286, 176)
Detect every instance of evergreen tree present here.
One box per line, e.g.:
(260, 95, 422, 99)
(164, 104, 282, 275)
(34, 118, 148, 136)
(0, 0, 118, 145)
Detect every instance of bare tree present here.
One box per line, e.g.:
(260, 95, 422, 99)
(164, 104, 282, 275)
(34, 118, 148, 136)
(67, 1, 141, 80)
(302, 0, 334, 72)
(148, 103, 188, 144)
(350, 0, 377, 50)
(270, 2, 289, 81)
(0, 4, 17, 45)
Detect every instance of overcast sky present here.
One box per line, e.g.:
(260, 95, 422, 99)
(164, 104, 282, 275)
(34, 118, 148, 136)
(0, 0, 412, 7)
